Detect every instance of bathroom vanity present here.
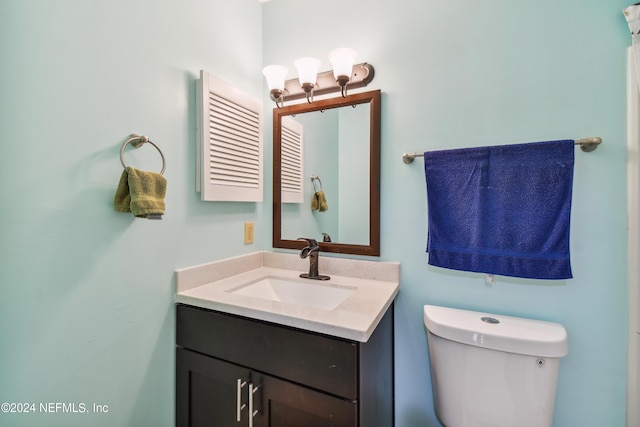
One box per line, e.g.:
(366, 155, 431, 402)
(176, 303, 393, 426)
(174, 251, 399, 427)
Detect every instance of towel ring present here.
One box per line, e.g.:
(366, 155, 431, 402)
(120, 133, 166, 175)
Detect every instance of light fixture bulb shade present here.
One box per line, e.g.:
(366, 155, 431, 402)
(262, 65, 288, 91)
(329, 48, 357, 80)
(294, 57, 322, 86)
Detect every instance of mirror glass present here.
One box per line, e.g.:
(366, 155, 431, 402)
(272, 90, 380, 256)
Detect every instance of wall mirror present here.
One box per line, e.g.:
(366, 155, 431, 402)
(272, 89, 380, 256)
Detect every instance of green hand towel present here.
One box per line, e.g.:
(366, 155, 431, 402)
(114, 169, 132, 213)
(311, 191, 328, 212)
(114, 166, 167, 218)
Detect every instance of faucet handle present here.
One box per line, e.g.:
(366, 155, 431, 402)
(297, 237, 318, 247)
(297, 237, 319, 259)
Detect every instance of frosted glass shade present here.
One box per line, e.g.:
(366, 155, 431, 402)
(262, 65, 288, 91)
(329, 48, 357, 79)
(294, 57, 321, 86)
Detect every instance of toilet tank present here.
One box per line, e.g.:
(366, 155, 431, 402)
(423, 305, 568, 427)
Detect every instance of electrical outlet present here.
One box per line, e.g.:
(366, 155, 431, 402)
(244, 222, 254, 244)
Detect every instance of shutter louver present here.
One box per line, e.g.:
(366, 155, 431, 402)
(196, 71, 263, 202)
(281, 117, 304, 204)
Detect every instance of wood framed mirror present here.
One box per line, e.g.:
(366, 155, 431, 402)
(272, 89, 380, 256)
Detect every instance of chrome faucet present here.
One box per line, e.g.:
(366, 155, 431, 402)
(297, 238, 330, 281)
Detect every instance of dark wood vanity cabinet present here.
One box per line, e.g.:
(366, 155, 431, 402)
(176, 304, 394, 427)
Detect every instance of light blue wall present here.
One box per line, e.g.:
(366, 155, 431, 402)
(0, 1, 263, 426)
(0, 1, 632, 426)
(263, 1, 630, 426)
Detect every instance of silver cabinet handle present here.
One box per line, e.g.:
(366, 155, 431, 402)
(248, 383, 260, 427)
(236, 379, 247, 422)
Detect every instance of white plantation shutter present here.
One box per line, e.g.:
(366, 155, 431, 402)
(196, 70, 263, 202)
(281, 116, 303, 204)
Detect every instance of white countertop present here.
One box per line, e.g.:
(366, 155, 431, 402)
(174, 251, 400, 342)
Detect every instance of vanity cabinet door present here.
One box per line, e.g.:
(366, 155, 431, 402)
(253, 373, 357, 427)
(176, 348, 251, 427)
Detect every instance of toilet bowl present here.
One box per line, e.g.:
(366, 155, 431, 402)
(423, 305, 568, 427)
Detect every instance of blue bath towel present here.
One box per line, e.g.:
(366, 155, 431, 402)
(424, 140, 574, 280)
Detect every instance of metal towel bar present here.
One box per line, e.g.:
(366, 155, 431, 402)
(402, 137, 602, 164)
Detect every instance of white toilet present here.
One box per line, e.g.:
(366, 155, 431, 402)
(423, 305, 568, 427)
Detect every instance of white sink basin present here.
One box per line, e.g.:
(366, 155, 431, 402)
(228, 276, 356, 310)
(175, 252, 400, 341)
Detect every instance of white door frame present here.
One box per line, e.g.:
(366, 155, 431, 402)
(626, 47, 640, 427)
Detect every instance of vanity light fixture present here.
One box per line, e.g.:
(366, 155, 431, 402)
(262, 64, 288, 108)
(294, 57, 322, 103)
(328, 48, 357, 97)
(262, 48, 375, 108)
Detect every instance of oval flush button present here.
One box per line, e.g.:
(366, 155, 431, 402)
(481, 316, 500, 324)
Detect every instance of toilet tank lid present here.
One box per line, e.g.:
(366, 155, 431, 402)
(423, 305, 568, 357)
